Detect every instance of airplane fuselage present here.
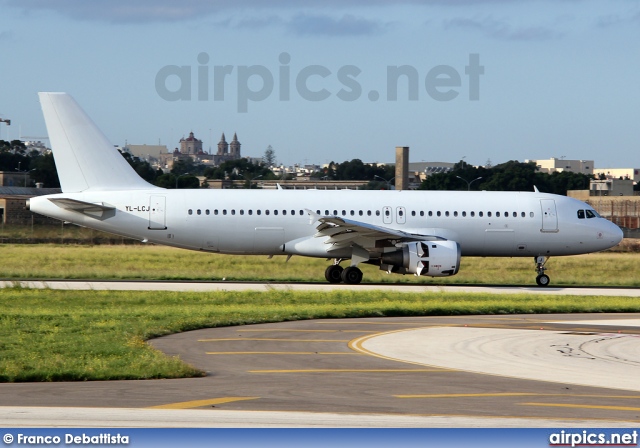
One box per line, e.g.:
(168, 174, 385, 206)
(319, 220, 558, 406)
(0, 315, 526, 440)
(29, 189, 622, 259)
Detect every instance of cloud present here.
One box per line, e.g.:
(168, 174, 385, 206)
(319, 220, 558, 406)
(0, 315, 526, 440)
(444, 16, 563, 41)
(232, 16, 285, 30)
(287, 13, 387, 36)
(5, 0, 553, 24)
(596, 11, 640, 28)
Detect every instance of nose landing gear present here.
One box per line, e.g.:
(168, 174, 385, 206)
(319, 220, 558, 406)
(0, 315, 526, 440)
(534, 256, 550, 286)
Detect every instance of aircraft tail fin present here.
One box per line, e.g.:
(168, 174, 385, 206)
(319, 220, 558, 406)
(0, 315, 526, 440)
(39, 92, 157, 193)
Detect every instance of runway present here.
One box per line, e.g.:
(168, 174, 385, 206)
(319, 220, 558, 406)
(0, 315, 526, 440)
(3, 279, 640, 296)
(1, 307, 640, 427)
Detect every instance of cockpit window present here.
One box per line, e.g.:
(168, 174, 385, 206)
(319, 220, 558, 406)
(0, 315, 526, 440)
(577, 210, 585, 219)
(585, 209, 599, 218)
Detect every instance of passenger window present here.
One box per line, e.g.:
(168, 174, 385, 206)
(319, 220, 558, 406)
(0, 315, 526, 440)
(471, 211, 475, 217)
(214, 209, 219, 215)
(586, 210, 596, 219)
(188, 209, 193, 215)
(282, 210, 287, 215)
(266, 210, 270, 215)
(496, 212, 500, 217)
(257, 210, 261, 215)
(454, 211, 458, 217)
(411, 211, 416, 217)
(333, 210, 338, 215)
(206, 209, 210, 215)
(521, 212, 525, 218)
(385, 210, 390, 216)
(437, 211, 441, 217)
(300, 210, 304, 216)
(342, 210, 346, 216)
(428, 211, 433, 217)
(367, 210, 372, 216)
(376, 210, 381, 216)
(223, 210, 227, 215)
(359, 210, 364, 216)
(350, 210, 355, 216)
(240, 210, 244, 215)
(197, 209, 201, 215)
(530, 212, 534, 218)
(512, 212, 517, 218)
(420, 211, 424, 217)
(462, 211, 466, 217)
(577, 210, 585, 219)
(445, 211, 449, 217)
(399, 210, 404, 217)
(231, 210, 235, 215)
(248, 210, 253, 215)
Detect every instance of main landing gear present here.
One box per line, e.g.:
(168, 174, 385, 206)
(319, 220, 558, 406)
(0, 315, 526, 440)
(534, 256, 550, 287)
(324, 259, 363, 284)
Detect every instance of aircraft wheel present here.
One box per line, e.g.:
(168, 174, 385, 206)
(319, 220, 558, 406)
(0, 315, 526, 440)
(341, 266, 363, 285)
(325, 265, 344, 283)
(536, 274, 550, 287)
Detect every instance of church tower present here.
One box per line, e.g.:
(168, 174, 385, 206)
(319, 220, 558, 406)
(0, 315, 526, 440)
(217, 133, 228, 156)
(230, 133, 241, 158)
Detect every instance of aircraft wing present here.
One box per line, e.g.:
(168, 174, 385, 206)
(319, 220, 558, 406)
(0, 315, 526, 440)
(313, 214, 445, 253)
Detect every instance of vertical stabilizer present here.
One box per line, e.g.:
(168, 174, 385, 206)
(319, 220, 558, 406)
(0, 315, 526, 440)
(39, 92, 157, 192)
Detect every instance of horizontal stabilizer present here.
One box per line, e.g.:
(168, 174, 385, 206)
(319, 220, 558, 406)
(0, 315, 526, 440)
(49, 198, 115, 219)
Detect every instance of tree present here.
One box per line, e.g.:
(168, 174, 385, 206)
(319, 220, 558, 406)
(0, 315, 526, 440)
(263, 145, 276, 167)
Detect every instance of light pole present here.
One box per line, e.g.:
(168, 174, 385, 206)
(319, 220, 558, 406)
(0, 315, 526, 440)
(249, 174, 263, 189)
(374, 175, 395, 190)
(0, 118, 10, 140)
(175, 173, 191, 189)
(16, 167, 36, 187)
(456, 175, 482, 191)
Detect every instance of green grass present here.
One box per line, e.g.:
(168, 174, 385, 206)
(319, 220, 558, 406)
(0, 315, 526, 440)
(1, 244, 639, 286)
(1, 287, 640, 382)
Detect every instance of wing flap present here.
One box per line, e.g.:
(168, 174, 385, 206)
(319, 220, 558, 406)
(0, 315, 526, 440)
(313, 215, 446, 252)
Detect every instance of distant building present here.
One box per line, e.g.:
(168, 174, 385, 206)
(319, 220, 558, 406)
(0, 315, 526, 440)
(179, 132, 202, 155)
(593, 168, 640, 184)
(0, 171, 32, 188)
(213, 133, 242, 165)
(589, 178, 634, 197)
(124, 144, 169, 162)
(526, 157, 594, 175)
(0, 186, 62, 225)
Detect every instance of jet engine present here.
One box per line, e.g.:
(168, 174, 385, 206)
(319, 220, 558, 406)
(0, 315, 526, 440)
(380, 240, 461, 277)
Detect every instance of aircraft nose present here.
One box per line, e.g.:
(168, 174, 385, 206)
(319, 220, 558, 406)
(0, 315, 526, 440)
(607, 221, 624, 246)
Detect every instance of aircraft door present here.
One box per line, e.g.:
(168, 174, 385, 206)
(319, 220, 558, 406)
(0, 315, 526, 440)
(396, 206, 406, 224)
(149, 195, 167, 230)
(382, 206, 393, 224)
(540, 199, 558, 232)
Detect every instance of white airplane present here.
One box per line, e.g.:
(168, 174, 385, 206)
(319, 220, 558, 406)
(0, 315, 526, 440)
(29, 93, 623, 286)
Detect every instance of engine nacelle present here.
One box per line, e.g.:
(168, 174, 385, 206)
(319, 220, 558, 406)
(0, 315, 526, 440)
(380, 240, 461, 277)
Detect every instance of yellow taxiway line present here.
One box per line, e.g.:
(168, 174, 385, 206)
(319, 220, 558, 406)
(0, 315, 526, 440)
(148, 397, 259, 410)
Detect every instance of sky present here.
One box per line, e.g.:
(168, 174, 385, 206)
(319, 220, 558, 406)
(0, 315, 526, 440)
(0, 0, 638, 168)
